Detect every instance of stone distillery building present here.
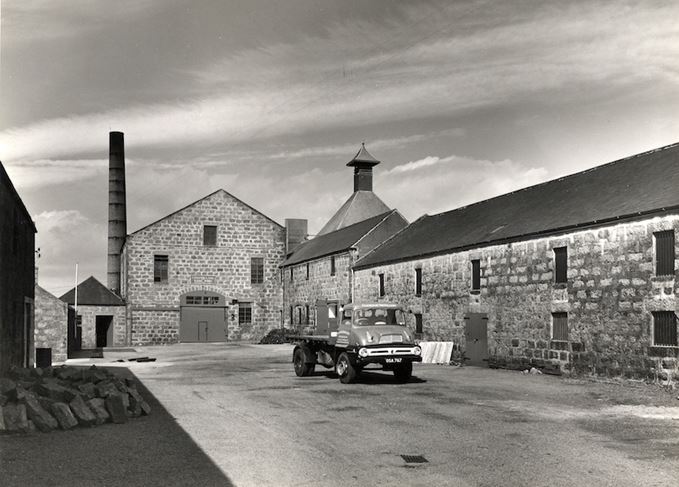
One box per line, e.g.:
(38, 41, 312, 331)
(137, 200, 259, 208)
(353, 143, 679, 377)
(281, 145, 408, 332)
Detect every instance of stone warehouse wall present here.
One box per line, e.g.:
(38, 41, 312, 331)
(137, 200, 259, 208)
(122, 190, 285, 344)
(282, 252, 353, 330)
(76, 305, 126, 349)
(34, 285, 68, 362)
(354, 214, 679, 378)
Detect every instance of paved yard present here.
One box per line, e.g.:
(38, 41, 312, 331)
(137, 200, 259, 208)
(3, 343, 679, 487)
(130, 343, 679, 486)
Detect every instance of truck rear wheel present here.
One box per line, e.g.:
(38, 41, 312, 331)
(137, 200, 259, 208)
(393, 361, 412, 383)
(293, 347, 315, 377)
(336, 352, 357, 384)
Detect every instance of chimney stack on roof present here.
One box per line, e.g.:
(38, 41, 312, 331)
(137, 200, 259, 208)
(347, 143, 380, 192)
(107, 131, 127, 295)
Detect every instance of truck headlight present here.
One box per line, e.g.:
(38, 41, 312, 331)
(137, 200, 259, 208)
(358, 348, 369, 358)
(413, 346, 421, 356)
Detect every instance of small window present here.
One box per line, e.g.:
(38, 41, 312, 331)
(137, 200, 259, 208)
(655, 230, 675, 276)
(289, 306, 293, 324)
(330, 256, 336, 276)
(305, 304, 310, 324)
(297, 307, 303, 325)
(653, 311, 677, 346)
(306, 263, 309, 280)
(471, 259, 480, 291)
(415, 313, 423, 335)
(379, 273, 385, 297)
(552, 312, 568, 341)
(415, 268, 422, 296)
(154, 255, 169, 283)
(250, 257, 264, 284)
(554, 247, 567, 283)
(328, 304, 337, 319)
(290, 268, 294, 282)
(238, 302, 252, 325)
(203, 225, 217, 246)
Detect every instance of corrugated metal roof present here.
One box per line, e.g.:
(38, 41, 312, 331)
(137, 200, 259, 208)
(281, 211, 396, 267)
(355, 142, 679, 269)
(60, 276, 124, 306)
(317, 191, 391, 236)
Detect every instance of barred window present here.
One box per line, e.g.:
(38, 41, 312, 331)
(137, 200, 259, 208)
(471, 259, 481, 291)
(415, 268, 422, 296)
(552, 312, 568, 341)
(238, 303, 252, 325)
(251, 257, 264, 284)
(154, 255, 168, 283)
(655, 230, 675, 276)
(554, 247, 567, 283)
(203, 225, 217, 246)
(653, 311, 677, 346)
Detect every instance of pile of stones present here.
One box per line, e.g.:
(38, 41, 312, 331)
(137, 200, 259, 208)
(0, 365, 151, 433)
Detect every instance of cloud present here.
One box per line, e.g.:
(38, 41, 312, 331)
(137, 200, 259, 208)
(3, 1, 677, 165)
(34, 209, 107, 295)
(379, 154, 549, 220)
(3, 159, 107, 189)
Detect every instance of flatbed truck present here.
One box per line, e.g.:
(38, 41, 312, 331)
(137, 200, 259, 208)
(289, 303, 422, 383)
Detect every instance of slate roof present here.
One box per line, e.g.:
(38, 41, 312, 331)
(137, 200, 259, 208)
(317, 191, 391, 236)
(355, 142, 679, 269)
(281, 211, 397, 267)
(60, 276, 125, 306)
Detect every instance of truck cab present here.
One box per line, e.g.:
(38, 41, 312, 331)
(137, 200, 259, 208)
(291, 303, 422, 383)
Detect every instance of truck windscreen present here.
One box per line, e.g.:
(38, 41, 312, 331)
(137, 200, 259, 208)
(354, 308, 405, 326)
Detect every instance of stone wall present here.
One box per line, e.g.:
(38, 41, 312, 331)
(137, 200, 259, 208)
(354, 214, 679, 378)
(34, 285, 68, 362)
(282, 251, 353, 330)
(76, 305, 126, 349)
(122, 190, 285, 344)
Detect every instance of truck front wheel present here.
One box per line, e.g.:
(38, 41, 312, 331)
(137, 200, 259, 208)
(393, 361, 413, 383)
(336, 352, 357, 384)
(293, 347, 315, 377)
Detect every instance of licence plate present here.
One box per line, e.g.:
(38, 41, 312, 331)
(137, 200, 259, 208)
(385, 358, 402, 363)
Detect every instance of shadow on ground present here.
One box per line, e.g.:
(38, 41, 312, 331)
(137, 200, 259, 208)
(0, 367, 234, 487)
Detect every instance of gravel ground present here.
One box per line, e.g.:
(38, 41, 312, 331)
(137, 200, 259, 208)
(2, 343, 679, 487)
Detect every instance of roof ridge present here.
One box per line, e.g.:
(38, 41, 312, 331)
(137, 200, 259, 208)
(432, 141, 679, 220)
(355, 213, 427, 266)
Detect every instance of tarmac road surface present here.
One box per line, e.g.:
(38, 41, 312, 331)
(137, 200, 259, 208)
(124, 343, 679, 487)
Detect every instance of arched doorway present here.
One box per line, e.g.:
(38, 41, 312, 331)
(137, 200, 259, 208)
(179, 291, 228, 342)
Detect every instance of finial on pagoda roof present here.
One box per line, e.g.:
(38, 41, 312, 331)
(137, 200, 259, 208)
(347, 142, 380, 167)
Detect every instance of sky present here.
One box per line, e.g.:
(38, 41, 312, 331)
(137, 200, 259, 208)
(1, 0, 678, 296)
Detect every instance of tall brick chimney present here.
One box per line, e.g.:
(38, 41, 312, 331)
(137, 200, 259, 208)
(107, 131, 127, 294)
(347, 143, 380, 192)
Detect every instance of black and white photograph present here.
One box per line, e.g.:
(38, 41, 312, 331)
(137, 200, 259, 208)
(1, 1, 679, 485)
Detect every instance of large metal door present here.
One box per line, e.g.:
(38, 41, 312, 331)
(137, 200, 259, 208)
(180, 307, 227, 342)
(179, 291, 227, 342)
(464, 313, 488, 366)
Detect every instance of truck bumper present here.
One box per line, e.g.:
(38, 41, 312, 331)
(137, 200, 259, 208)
(354, 345, 423, 366)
